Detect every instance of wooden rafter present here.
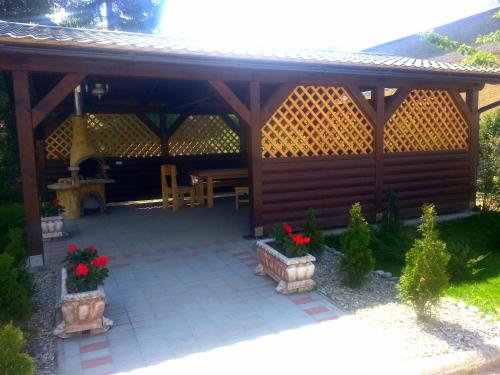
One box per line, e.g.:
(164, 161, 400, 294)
(135, 113, 161, 137)
(260, 83, 296, 127)
(208, 80, 251, 125)
(384, 87, 411, 123)
(31, 73, 86, 129)
(166, 114, 189, 138)
(448, 90, 473, 125)
(221, 114, 240, 133)
(479, 99, 500, 114)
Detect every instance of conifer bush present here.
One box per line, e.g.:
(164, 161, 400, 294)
(398, 204, 451, 318)
(302, 209, 325, 255)
(0, 324, 35, 375)
(339, 203, 374, 287)
(0, 254, 32, 324)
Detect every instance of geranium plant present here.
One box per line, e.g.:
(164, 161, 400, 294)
(272, 223, 312, 257)
(63, 245, 109, 293)
(41, 198, 65, 217)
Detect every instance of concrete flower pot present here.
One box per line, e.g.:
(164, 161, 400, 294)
(255, 239, 316, 294)
(41, 215, 64, 239)
(54, 268, 113, 338)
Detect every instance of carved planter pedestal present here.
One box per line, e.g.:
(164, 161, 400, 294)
(41, 216, 64, 240)
(255, 239, 316, 294)
(54, 268, 113, 338)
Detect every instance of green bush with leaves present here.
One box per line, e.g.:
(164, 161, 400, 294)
(302, 209, 325, 255)
(398, 204, 451, 318)
(447, 241, 490, 282)
(478, 109, 499, 211)
(339, 203, 374, 288)
(0, 253, 32, 324)
(0, 324, 35, 375)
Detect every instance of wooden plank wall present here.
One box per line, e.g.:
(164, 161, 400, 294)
(44, 154, 246, 203)
(261, 155, 376, 230)
(260, 150, 470, 231)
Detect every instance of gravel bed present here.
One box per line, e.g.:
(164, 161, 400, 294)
(314, 248, 500, 358)
(26, 270, 57, 375)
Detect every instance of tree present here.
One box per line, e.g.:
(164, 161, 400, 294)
(478, 109, 500, 210)
(398, 204, 450, 318)
(55, 0, 163, 33)
(421, 7, 499, 68)
(0, 0, 55, 24)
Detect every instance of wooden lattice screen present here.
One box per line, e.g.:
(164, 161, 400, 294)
(168, 115, 240, 156)
(262, 85, 374, 158)
(384, 90, 469, 152)
(45, 114, 161, 158)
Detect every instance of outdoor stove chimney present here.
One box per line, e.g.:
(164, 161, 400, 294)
(74, 84, 83, 116)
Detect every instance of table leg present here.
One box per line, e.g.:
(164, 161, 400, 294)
(207, 177, 214, 208)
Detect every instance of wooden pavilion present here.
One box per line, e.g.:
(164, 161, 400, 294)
(0, 21, 498, 266)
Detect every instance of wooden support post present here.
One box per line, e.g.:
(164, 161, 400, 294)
(466, 89, 479, 209)
(373, 86, 385, 219)
(249, 82, 263, 237)
(159, 113, 169, 162)
(12, 71, 44, 261)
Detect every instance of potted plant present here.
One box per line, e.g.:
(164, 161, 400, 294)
(255, 223, 317, 294)
(53, 245, 113, 338)
(40, 198, 65, 239)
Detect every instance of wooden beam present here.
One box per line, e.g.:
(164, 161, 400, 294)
(220, 114, 240, 134)
(384, 87, 411, 123)
(208, 80, 251, 125)
(449, 90, 473, 125)
(248, 82, 263, 236)
(36, 111, 71, 140)
(166, 114, 189, 138)
(260, 83, 296, 126)
(345, 86, 378, 126)
(135, 113, 161, 137)
(466, 89, 479, 208)
(31, 73, 86, 129)
(373, 86, 385, 216)
(479, 99, 500, 114)
(12, 71, 44, 257)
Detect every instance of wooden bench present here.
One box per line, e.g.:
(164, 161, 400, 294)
(234, 186, 249, 209)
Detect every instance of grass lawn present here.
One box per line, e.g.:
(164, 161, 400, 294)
(325, 211, 500, 318)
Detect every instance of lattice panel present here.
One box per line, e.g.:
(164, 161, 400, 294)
(169, 115, 240, 156)
(385, 90, 469, 152)
(45, 114, 161, 158)
(262, 85, 374, 158)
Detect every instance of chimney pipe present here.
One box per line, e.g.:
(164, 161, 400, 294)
(74, 84, 83, 116)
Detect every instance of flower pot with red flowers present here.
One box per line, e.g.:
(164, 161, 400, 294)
(41, 198, 66, 239)
(54, 245, 113, 338)
(255, 224, 316, 294)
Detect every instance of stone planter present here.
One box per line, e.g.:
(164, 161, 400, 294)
(54, 268, 113, 338)
(41, 215, 64, 239)
(255, 239, 316, 294)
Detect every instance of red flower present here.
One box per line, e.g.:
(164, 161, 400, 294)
(52, 198, 60, 205)
(283, 224, 293, 234)
(302, 236, 311, 244)
(75, 263, 89, 277)
(67, 244, 78, 252)
(92, 256, 108, 268)
(292, 234, 303, 245)
(87, 245, 97, 252)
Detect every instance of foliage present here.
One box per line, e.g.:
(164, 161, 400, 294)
(55, 0, 163, 33)
(0, 203, 24, 250)
(477, 109, 500, 211)
(64, 245, 109, 293)
(447, 242, 490, 282)
(0, 254, 32, 324)
(271, 224, 312, 258)
(40, 198, 65, 217)
(0, 324, 35, 375)
(339, 203, 374, 288)
(302, 209, 325, 255)
(3, 228, 28, 269)
(0, 0, 55, 24)
(381, 191, 403, 234)
(398, 204, 450, 318)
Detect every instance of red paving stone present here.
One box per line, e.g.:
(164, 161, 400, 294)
(79, 341, 109, 354)
(318, 316, 339, 323)
(81, 355, 113, 370)
(234, 251, 249, 256)
(245, 261, 259, 267)
(292, 296, 315, 305)
(305, 306, 329, 315)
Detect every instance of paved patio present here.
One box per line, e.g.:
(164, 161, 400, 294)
(45, 199, 413, 375)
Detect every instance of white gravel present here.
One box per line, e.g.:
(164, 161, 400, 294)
(314, 248, 500, 359)
(27, 270, 57, 375)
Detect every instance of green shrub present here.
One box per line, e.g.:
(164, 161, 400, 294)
(398, 204, 450, 318)
(0, 324, 35, 375)
(4, 228, 28, 268)
(381, 191, 403, 234)
(339, 203, 374, 288)
(0, 203, 24, 250)
(478, 109, 500, 211)
(0, 254, 32, 324)
(302, 209, 325, 255)
(447, 241, 490, 282)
